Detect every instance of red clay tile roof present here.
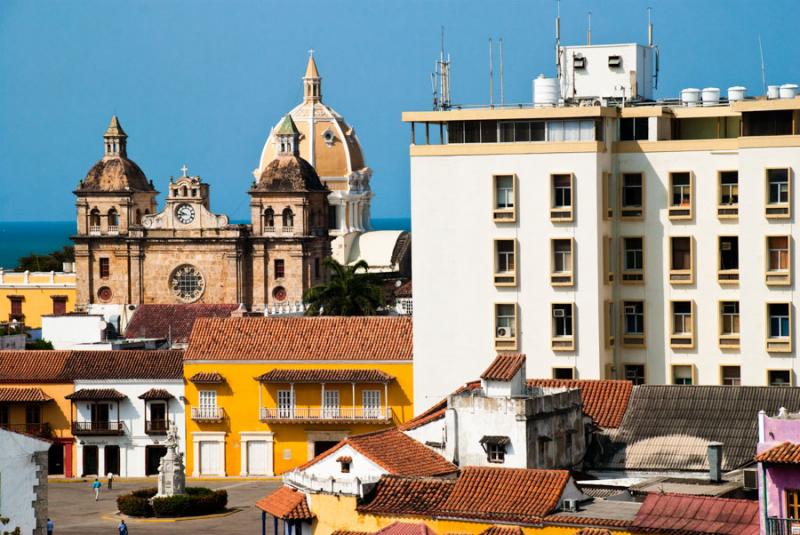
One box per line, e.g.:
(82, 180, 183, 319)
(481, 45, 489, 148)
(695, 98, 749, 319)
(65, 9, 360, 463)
(0, 350, 183, 382)
(756, 441, 800, 464)
(573, 529, 612, 535)
(357, 475, 457, 517)
(125, 304, 238, 344)
(256, 369, 394, 383)
(437, 467, 569, 523)
(481, 354, 526, 381)
(632, 494, 759, 535)
(336, 456, 353, 463)
(184, 317, 412, 361)
(480, 527, 523, 535)
(528, 379, 633, 428)
(255, 486, 314, 520)
(0, 387, 52, 402)
(332, 532, 370, 535)
(378, 523, 437, 535)
(545, 516, 633, 528)
(65, 388, 126, 401)
(189, 372, 224, 384)
(138, 388, 175, 400)
(302, 429, 457, 477)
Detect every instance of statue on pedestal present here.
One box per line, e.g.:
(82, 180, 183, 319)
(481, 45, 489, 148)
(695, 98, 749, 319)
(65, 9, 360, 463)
(156, 424, 186, 497)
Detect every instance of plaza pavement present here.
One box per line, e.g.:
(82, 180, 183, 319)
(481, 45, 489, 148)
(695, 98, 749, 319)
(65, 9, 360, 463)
(47, 478, 282, 534)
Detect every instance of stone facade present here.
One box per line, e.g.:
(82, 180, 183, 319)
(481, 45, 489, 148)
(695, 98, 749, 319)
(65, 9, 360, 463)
(73, 117, 330, 310)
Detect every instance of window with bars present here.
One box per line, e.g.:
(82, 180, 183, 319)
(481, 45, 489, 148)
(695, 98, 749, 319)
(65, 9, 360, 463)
(274, 259, 285, 279)
(624, 364, 645, 385)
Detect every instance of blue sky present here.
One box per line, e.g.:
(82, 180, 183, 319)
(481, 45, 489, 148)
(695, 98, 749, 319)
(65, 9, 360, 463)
(1, 0, 798, 222)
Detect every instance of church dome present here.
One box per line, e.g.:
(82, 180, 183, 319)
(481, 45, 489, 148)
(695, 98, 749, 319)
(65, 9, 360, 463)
(77, 116, 154, 193)
(256, 54, 368, 181)
(256, 155, 327, 192)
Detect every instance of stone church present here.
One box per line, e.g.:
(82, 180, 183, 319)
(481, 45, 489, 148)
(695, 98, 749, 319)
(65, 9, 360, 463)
(73, 54, 407, 310)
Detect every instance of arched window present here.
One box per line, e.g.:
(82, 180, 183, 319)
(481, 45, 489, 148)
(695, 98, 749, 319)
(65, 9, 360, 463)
(282, 207, 294, 228)
(107, 208, 119, 227)
(264, 207, 275, 228)
(181, 186, 188, 197)
(89, 208, 101, 228)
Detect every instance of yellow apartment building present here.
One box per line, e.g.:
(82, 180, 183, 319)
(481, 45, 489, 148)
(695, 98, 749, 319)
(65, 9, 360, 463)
(0, 270, 76, 328)
(183, 316, 413, 477)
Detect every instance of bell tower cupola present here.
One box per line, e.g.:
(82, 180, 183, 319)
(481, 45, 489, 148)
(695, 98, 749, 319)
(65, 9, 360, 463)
(303, 50, 322, 103)
(104, 115, 128, 158)
(275, 114, 300, 156)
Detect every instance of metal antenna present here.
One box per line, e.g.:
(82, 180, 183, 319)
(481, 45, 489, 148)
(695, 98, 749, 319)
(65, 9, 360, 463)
(555, 0, 561, 77)
(587, 12, 592, 46)
(648, 7, 653, 47)
(499, 38, 505, 105)
(759, 35, 767, 95)
(489, 38, 494, 107)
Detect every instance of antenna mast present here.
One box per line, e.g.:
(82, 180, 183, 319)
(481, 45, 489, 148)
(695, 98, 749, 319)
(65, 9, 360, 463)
(648, 7, 653, 47)
(432, 27, 451, 111)
(587, 12, 592, 46)
(555, 0, 561, 78)
(759, 35, 767, 95)
(489, 38, 494, 107)
(499, 38, 505, 105)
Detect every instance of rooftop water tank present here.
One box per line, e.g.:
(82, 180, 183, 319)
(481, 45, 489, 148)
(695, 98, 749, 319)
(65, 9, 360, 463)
(768, 85, 780, 99)
(533, 74, 560, 107)
(702, 87, 720, 107)
(780, 84, 798, 99)
(727, 86, 747, 102)
(681, 88, 701, 107)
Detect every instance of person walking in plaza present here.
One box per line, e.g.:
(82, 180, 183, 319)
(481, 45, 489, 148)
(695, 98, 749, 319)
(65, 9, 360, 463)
(47, 518, 54, 535)
(92, 477, 101, 500)
(118, 520, 128, 535)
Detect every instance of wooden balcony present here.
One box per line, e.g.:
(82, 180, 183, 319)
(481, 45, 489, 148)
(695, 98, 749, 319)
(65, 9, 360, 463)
(1, 423, 52, 438)
(72, 421, 125, 436)
(259, 406, 392, 424)
(144, 419, 171, 435)
(191, 407, 224, 422)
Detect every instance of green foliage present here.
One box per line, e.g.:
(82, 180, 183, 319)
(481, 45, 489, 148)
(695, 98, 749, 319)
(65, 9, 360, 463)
(15, 246, 74, 272)
(304, 257, 384, 316)
(117, 488, 227, 518)
(26, 339, 53, 350)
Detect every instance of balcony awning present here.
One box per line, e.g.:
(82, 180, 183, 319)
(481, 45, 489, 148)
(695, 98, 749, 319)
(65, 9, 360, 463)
(479, 435, 511, 446)
(65, 388, 126, 401)
(138, 388, 174, 400)
(189, 372, 225, 384)
(0, 387, 52, 403)
(255, 369, 394, 384)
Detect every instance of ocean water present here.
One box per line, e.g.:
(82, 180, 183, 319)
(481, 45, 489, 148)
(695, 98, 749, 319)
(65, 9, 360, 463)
(0, 218, 411, 270)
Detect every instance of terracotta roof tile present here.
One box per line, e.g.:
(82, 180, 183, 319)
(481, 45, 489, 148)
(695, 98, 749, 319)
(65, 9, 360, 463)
(189, 372, 224, 384)
(256, 486, 314, 520)
(545, 515, 633, 528)
(632, 494, 759, 535)
(357, 475, 456, 517)
(437, 467, 569, 523)
(480, 527, 524, 535)
(0, 351, 72, 383)
(378, 522, 437, 535)
(184, 317, 412, 361)
(528, 379, 633, 428)
(756, 441, 800, 464)
(0, 387, 52, 402)
(256, 369, 393, 383)
(65, 388, 126, 401)
(138, 388, 174, 400)
(332, 532, 371, 535)
(125, 304, 238, 343)
(573, 529, 613, 535)
(336, 456, 352, 463)
(303, 429, 457, 477)
(481, 354, 526, 381)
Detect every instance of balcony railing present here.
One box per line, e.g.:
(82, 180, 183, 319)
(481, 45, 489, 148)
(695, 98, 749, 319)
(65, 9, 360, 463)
(260, 406, 392, 423)
(88, 225, 102, 235)
(145, 419, 171, 435)
(284, 469, 382, 497)
(766, 517, 800, 535)
(1, 423, 52, 438)
(191, 407, 224, 421)
(72, 421, 125, 436)
(107, 225, 119, 235)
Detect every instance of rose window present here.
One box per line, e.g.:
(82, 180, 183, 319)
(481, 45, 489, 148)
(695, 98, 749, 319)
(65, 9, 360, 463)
(170, 264, 205, 302)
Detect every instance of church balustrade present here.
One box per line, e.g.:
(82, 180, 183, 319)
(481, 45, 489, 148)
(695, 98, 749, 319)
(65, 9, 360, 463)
(107, 225, 119, 235)
(88, 225, 102, 235)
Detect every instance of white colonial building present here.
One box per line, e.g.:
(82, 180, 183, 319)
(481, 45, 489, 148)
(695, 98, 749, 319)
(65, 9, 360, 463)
(406, 38, 800, 410)
(0, 428, 50, 535)
(67, 351, 185, 477)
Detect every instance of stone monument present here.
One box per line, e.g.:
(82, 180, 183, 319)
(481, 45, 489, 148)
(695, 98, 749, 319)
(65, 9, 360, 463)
(156, 424, 186, 497)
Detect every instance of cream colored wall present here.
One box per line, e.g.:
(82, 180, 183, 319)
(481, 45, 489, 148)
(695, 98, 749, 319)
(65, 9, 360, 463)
(0, 272, 76, 329)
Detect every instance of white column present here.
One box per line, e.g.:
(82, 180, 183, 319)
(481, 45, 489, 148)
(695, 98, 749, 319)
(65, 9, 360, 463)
(192, 437, 200, 477)
(240, 438, 248, 477)
(339, 203, 347, 233)
(98, 445, 105, 476)
(76, 444, 84, 477)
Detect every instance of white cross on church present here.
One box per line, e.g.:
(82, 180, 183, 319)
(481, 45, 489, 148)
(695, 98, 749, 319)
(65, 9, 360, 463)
(180, 164, 189, 177)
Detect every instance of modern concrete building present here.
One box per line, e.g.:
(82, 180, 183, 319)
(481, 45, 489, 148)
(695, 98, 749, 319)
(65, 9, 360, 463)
(406, 38, 800, 410)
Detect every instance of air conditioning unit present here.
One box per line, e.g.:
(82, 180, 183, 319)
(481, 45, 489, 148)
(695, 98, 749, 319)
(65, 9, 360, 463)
(562, 498, 579, 512)
(742, 468, 758, 490)
(553, 308, 565, 318)
(497, 327, 512, 338)
(573, 55, 586, 69)
(608, 55, 622, 68)
(624, 305, 637, 315)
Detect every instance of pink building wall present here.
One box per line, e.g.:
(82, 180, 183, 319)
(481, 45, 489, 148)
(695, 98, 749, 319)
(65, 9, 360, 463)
(757, 411, 800, 534)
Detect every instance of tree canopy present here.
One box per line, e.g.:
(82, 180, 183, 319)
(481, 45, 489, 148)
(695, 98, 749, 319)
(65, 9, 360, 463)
(16, 246, 74, 272)
(304, 257, 384, 316)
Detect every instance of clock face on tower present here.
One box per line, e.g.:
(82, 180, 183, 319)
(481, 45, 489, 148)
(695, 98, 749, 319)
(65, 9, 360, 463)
(175, 203, 195, 224)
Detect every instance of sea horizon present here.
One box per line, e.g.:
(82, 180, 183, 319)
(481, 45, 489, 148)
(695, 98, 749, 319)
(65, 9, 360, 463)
(0, 217, 411, 270)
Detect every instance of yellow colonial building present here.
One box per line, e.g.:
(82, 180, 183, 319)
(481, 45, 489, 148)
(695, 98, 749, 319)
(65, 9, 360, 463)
(182, 316, 413, 477)
(0, 270, 76, 328)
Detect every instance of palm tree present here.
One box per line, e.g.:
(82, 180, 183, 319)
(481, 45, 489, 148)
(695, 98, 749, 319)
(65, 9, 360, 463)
(304, 257, 384, 316)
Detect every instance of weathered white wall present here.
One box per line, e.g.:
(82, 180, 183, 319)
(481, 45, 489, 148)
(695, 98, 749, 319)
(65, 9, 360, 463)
(73, 379, 185, 477)
(42, 315, 106, 349)
(0, 429, 49, 535)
